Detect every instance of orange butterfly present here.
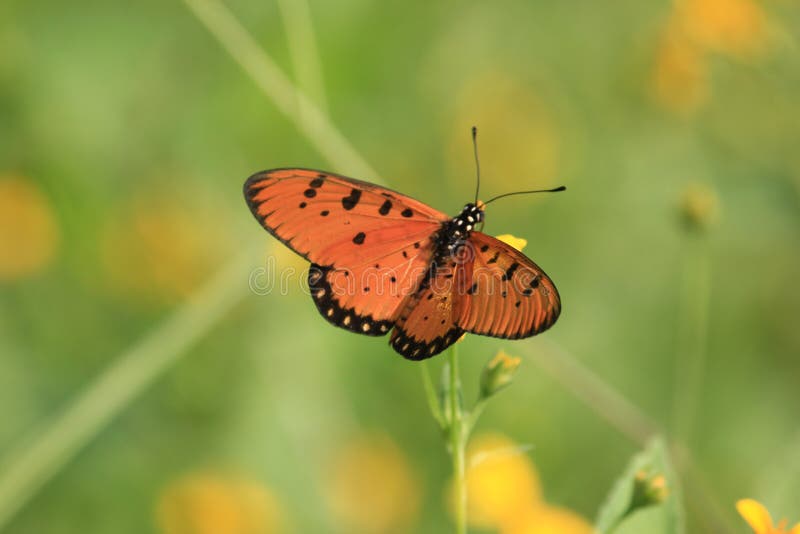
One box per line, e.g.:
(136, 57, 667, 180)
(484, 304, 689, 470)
(244, 134, 564, 360)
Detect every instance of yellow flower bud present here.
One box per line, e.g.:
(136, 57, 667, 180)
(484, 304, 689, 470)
(480, 350, 522, 398)
(679, 183, 719, 232)
(628, 470, 670, 514)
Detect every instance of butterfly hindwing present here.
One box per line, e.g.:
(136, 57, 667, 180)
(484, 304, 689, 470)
(456, 232, 561, 339)
(307, 229, 438, 335)
(390, 252, 468, 360)
(308, 264, 394, 336)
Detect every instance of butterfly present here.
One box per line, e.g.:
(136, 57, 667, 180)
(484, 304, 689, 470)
(244, 150, 563, 360)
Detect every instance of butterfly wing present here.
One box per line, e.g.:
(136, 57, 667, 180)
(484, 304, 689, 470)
(245, 168, 448, 264)
(390, 259, 466, 360)
(456, 232, 561, 339)
(245, 168, 448, 333)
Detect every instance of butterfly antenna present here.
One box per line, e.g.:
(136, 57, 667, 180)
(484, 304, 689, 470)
(483, 185, 567, 206)
(472, 126, 481, 205)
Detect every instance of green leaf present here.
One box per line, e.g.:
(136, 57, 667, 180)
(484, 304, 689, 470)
(595, 437, 685, 534)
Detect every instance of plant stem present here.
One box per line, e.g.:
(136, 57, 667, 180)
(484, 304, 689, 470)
(421, 361, 445, 429)
(463, 396, 487, 438)
(448, 345, 467, 534)
(671, 234, 711, 444)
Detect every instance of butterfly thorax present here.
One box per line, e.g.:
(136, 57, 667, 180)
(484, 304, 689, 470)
(437, 203, 484, 258)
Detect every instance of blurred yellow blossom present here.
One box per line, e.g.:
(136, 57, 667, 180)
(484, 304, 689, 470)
(156, 472, 287, 534)
(651, 21, 710, 115)
(677, 0, 771, 60)
(496, 234, 528, 252)
(0, 174, 59, 281)
(737, 499, 800, 534)
(101, 185, 229, 305)
(504, 505, 593, 534)
(448, 73, 561, 193)
(651, 0, 775, 114)
(679, 182, 720, 232)
(325, 432, 420, 534)
(459, 433, 591, 533)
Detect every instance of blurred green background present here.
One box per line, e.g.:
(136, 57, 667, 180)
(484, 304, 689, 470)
(1, 0, 799, 532)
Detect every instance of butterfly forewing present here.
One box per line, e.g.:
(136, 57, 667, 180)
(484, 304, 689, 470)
(245, 169, 447, 264)
(245, 168, 448, 333)
(456, 232, 561, 339)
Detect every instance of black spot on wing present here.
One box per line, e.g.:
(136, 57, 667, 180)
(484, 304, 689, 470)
(342, 189, 362, 210)
(309, 176, 324, 188)
(503, 262, 520, 281)
(379, 199, 392, 215)
(304, 188, 317, 198)
(401, 208, 413, 218)
(353, 232, 366, 245)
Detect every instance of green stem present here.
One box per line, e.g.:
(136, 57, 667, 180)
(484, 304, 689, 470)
(448, 345, 467, 534)
(671, 234, 711, 442)
(420, 361, 445, 429)
(463, 396, 488, 438)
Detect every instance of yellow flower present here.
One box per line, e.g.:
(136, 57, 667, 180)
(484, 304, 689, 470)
(650, 0, 775, 115)
(495, 234, 527, 252)
(457, 432, 590, 533)
(462, 433, 542, 529)
(156, 472, 287, 534)
(504, 505, 593, 534)
(676, 0, 771, 60)
(101, 185, 229, 305)
(325, 432, 420, 534)
(737, 499, 800, 534)
(650, 20, 710, 115)
(0, 175, 59, 281)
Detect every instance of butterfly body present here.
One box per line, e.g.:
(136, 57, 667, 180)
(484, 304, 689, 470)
(245, 168, 560, 360)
